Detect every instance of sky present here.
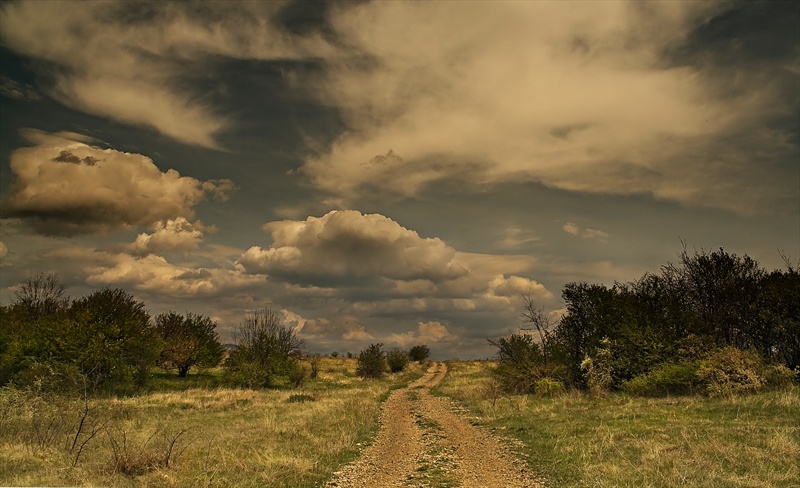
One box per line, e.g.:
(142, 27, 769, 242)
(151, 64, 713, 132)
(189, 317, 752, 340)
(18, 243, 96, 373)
(0, 0, 798, 359)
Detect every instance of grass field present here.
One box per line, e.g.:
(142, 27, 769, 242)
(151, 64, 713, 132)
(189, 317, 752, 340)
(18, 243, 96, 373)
(434, 360, 800, 488)
(0, 358, 426, 487)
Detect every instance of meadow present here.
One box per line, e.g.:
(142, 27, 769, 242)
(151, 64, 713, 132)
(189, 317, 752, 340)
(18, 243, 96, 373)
(2, 358, 798, 487)
(0, 358, 426, 487)
(435, 360, 800, 488)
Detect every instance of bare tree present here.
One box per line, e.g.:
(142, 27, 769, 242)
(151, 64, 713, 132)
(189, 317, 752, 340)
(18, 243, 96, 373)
(13, 271, 68, 319)
(520, 292, 553, 364)
(225, 308, 306, 387)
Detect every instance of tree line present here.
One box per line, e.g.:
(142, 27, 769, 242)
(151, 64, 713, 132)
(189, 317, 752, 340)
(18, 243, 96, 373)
(0, 273, 430, 394)
(491, 247, 799, 396)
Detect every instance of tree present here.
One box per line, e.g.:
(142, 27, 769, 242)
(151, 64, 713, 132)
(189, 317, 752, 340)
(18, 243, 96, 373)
(12, 271, 68, 320)
(386, 347, 409, 373)
(357, 343, 387, 379)
(551, 282, 621, 386)
(520, 293, 553, 364)
(408, 344, 430, 362)
(67, 288, 161, 389)
(224, 308, 305, 388)
(155, 311, 224, 377)
(488, 333, 545, 393)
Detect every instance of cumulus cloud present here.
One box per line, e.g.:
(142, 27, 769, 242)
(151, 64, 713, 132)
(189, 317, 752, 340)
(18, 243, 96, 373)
(297, 1, 797, 214)
(563, 222, 609, 241)
(387, 321, 457, 348)
(129, 218, 214, 255)
(239, 210, 468, 284)
(1, 130, 235, 236)
(0, 1, 335, 147)
(40, 246, 262, 299)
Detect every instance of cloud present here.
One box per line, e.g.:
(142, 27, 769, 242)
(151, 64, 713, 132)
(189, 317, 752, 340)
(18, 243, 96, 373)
(387, 321, 457, 348)
(0, 76, 39, 101)
(563, 222, 609, 241)
(39, 245, 263, 299)
(496, 226, 539, 249)
(0, 241, 7, 259)
(298, 1, 797, 214)
(129, 218, 214, 256)
(1, 130, 235, 236)
(239, 210, 468, 285)
(0, 1, 335, 147)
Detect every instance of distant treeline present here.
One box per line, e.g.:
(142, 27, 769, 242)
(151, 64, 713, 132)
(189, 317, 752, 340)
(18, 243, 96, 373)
(0, 273, 430, 394)
(491, 247, 800, 396)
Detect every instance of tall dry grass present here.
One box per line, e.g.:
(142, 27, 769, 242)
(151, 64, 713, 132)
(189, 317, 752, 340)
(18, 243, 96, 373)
(0, 357, 426, 487)
(435, 360, 800, 487)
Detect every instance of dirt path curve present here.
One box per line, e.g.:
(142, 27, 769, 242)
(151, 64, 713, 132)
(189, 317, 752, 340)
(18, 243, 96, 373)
(325, 362, 541, 488)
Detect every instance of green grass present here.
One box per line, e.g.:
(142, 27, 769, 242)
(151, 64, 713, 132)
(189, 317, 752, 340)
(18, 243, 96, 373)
(435, 360, 800, 488)
(0, 357, 426, 487)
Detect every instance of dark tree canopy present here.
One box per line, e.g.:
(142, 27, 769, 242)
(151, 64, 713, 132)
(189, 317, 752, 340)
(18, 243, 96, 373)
(155, 311, 224, 377)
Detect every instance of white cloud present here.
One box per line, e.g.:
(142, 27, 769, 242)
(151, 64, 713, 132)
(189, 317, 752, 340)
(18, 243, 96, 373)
(296, 1, 792, 214)
(563, 222, 609, 241)
(1, 130, 235, 235)
(387, 321, 457, 348)
(239, 210, 468, 284)
(129, 218, 214, 255)
(39, 246, 263, 299)
(0, 1, 335, 147)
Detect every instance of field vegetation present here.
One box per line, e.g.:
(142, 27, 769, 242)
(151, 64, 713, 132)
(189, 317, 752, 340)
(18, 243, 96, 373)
(0, 357, 427, 487)
(435, 360, 800, 487)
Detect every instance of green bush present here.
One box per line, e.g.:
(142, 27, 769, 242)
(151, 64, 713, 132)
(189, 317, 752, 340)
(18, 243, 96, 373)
(357, 343, 387, 379)
(696, 347, 763, 397)
(409, 345, 430, 362)
(386, 348, 409, 373)
(287, 362, 307, 388)
(581, 338, 615, 392)
(621, 362, 700, 397)
(534, 377, 565, 396)
(761, 363, 796, 389)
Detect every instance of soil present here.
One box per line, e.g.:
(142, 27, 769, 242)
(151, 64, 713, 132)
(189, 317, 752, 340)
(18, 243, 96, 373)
(325, 362, 542, 487)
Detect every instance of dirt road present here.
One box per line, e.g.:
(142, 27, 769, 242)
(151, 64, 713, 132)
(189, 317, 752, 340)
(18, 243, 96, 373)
(325, 362, 541, 487)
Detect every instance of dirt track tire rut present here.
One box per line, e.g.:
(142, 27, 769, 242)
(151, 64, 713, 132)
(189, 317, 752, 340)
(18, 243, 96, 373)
(325, 362, 541, 488)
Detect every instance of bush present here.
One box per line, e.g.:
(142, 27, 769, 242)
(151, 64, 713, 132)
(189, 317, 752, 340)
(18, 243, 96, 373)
(489, 333, 551, 394)
(357, 343, 386, 379)
(409, 345, 431, 362)
(386, 348, 409, 373)
(223, 309, 305, 388)
(11, 361, 84, 396)
(621, 362, 700, 397)
(761, 363, 796, 389)
(287, 362, 307, 388)
(696, 347, 763, 397)
(534, 377, 564, 396)
(581, 338, 615, 392)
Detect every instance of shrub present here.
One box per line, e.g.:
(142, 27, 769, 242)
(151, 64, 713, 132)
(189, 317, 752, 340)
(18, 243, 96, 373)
(409, 345, 431, 362)
(581, 338, 615, 392)
(386, 348, 409, 373)
(761, 363, 796, 389)
(287, 362, 307, 388)
(535, 377, 565, 396)
(489, 333, 550, 394)
(621, 362, 700, 397)
(286, 393, 315, 403)
(357, 343, 386, 379)
(696, 347, 763, 397)
(223, 308, 305, 388)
